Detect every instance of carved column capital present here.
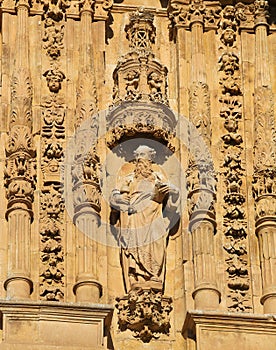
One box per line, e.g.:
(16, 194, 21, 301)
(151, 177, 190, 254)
(16, 0, 30, 11)
(254, 0, 269, 27)
(168, 0, 221, 30)
(189, 0, 206, 26)
(168, 1, 189, 28)
(94, 0, 112, 20)
(79, 0, 95, 15)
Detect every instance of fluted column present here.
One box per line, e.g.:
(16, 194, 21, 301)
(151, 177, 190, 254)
(190, 9, 205, 83)
(253, 0, 276, 314)
(93, 0, 112, 109)
(4, 0, 35, 299)
(188, 1, 220, 310)
(72, 1, 102, 303)
(73, 207, 102, 302)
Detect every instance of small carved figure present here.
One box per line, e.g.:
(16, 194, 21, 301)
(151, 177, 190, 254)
(187, 168, 199, 191)
(221, 5, 237, 30)
(148, 72, 163, 94)
(43, 69, 65, 93)
(221, 28, 236, 46)
(224, 116, 238, 132)
(124, 70, 139, 99)
(15, 155, 27, 176)
(221, 75, 241, 96)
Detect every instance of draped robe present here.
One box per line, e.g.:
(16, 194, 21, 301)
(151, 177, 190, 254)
(110, 171, 179, 292)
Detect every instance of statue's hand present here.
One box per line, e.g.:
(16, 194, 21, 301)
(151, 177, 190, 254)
(113, 192, 130, 205)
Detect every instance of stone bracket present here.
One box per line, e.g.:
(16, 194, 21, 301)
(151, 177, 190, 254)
(116, 289, 173, 343)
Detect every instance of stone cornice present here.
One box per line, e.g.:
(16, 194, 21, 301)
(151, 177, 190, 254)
(183, 310, 276, 339)
(0, 299, 114, 317)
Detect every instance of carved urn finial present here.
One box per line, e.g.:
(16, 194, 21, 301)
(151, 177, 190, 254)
(125, 7, 156, 51)
(111, 8, 168, 108)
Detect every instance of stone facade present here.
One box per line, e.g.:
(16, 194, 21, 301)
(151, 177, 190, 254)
(0, 0, 276, 349)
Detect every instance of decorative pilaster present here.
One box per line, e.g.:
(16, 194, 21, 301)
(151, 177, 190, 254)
(93, 0, 112, 109)
(39, 0, 69, 301)
(71, 0, 102, 303)
(252, 0, 276, 314)
(187, 0, 220, 310)
(218, 5, 252, 312)
(4, 0, 36, 299)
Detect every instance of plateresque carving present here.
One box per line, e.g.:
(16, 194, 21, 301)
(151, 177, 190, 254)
(218, 5, 252, 312)
(112, 8, 168, 107)
(108, 8, 176, 151)
(39, 0, 68, 301)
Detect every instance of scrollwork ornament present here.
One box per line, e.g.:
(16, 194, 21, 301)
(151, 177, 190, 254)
(168, 0, 221, 29)
(189, 82, 211, 142)
(94, 0, 113, 19)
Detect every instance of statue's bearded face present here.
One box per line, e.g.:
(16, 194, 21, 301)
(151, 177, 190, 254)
(134, 158, 154, 179)
(133, 146, 156, 179)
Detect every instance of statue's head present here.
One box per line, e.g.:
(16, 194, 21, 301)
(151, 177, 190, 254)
(133, 145, 156, 162)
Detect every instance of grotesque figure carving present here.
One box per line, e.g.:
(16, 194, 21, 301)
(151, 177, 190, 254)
(43, 69, 65, 93)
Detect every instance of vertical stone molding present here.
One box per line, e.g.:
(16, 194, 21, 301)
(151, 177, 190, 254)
(253, 0, 276, 314)
(72, 143, 102, 303)
(72, 2, 102, 303)
(168, 1, 221, 311)
(39, 0, 68, 302)
(75, 0, 97, 129)
(93, 0, 112, 109)
(218, 5, 252, 312)
(4, 0, 35, 299)
(187, 0, 220, 311)
(187, 135, 220, 310)
(73, 212, 102, 303)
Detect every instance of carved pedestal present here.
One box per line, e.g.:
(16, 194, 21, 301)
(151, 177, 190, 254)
(0, 300, 113, 349)
(183, 310, 276, 350)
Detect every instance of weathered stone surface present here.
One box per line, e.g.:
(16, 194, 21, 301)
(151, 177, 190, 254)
(0, 0, 276, 349)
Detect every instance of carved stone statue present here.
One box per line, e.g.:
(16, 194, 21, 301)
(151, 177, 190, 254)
(110, 145, 180, 293)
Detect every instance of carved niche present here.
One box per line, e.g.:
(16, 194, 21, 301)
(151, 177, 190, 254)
(109, 9, 177, 342)
(111, 145, 179, 342)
